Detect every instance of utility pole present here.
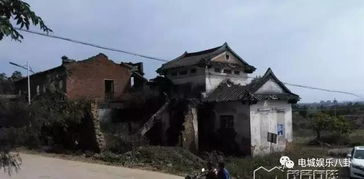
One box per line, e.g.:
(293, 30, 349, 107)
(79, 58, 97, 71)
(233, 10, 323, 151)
(27, 61, 31, 104)
(9, 61, 34, 104)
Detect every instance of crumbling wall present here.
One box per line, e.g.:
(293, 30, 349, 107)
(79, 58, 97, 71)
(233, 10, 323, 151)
(181, 105, 199, 152)
(88, 101, 106, 152)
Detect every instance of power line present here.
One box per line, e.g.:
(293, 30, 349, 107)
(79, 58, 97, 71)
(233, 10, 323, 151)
(15, 28, 169, 63)
(247, 76, 362, 98)
(283, 82, 362, 98)
(14, 28, 363, 98)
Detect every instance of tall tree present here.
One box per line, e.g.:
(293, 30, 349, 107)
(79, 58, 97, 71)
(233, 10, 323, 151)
(311, 112, 331, 139)
(0, 73, 13, 94)
(0, 73, 7, 80)
(0, 0, 52, 41)
(1, 0, 52, 175)
(10, 71, 22, 81)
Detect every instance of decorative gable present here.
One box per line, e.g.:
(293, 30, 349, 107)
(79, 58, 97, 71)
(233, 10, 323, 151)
(255, 79, 284, 94)
(210, 51, 244, 66)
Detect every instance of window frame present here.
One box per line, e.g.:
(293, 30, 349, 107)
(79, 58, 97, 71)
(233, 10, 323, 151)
(179, 70, 188, 75)
(223, 69, 232, 74)
(171, 72, 177, 76)
(214, 68, 221, 73)
(220, 115, 234, 129)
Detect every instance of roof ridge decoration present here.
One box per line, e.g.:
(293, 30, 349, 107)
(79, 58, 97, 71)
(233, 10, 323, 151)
(251, 68, 297, 96)
(156, 43, 256, 73)
(203, 68, 300, 103)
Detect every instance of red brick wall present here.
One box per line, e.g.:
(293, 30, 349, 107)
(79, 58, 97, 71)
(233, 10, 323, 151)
(66, 54, 131, 100)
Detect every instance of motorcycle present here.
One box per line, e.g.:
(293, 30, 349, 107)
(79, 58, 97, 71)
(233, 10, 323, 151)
(185, 168, 218, 179)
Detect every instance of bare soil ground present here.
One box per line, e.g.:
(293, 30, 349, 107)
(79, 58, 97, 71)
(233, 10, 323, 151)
(0, 153, 183, 179)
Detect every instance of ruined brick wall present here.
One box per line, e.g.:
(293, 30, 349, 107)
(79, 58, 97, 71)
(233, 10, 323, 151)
(66, 54, 132, 101)
(15, 67, 67, 98)
(88, 101, 106, 152)
(181, 105, 199, 152)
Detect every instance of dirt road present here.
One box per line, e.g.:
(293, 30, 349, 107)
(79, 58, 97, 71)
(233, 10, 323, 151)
(0, 153, 183, 179)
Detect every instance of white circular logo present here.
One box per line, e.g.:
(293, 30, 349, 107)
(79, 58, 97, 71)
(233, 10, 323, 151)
(279, 156, 295, 169)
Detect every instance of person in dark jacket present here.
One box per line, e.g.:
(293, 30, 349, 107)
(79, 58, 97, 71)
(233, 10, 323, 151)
(217, 162, 230, 179)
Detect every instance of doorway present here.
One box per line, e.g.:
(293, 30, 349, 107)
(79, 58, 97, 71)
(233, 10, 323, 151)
(104, 80, 114, 99)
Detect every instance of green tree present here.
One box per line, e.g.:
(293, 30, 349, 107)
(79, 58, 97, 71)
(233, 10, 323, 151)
(298, 105, 308, 118)
(0, 0, 52, 41)
(1, 1, 52, 174)
(10, 71, 22, 81)
(331, 116, 353, 136)
(0, 73, 7, 80)
(0, 73, 13, 94)
(310, 112, 331, 139)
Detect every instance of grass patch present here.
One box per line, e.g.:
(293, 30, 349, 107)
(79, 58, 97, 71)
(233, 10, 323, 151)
(96, 146, 206, 175)
(348, 129, 364, 146)
(225, 144, 329, 179)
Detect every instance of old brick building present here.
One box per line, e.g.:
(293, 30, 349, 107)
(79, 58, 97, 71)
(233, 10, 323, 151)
(13, 53, 146, 152)
(15, 53, 145, 101)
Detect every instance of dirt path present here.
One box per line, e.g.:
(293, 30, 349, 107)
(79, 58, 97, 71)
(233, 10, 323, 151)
(0, 153, 183, 179)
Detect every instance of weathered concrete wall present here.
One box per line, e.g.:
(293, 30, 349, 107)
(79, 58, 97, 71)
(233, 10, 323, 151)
(181, 105, 199, 152)
(205, 68, 249, 94)
(211, 102, 251, 154)
(164, 64, 250, 95)
(165, 67, 205, 86)
(250, 100, 292, 156)
(98, 108, 113, 122)
(66, 54, 132, 101)
(165, 66, 206, 96)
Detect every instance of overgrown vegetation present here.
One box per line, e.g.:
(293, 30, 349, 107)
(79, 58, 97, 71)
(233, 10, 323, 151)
(1, 0, 52, 172)
(0, 71, 22, 94)
(0, 128, 22, 175)
(28, 93, 89, 149)
(0, 92, 91, 173)
(95, 146, 205, 175)
(225, 144, 329, 179)
(310, 112, 353, 140)
(293, 102, 362, 146)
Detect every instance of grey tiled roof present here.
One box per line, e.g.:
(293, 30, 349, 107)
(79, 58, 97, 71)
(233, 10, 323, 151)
(157, 43, 256, 73)
(204, 68, 300, 103)
(203, 81, 252, 102)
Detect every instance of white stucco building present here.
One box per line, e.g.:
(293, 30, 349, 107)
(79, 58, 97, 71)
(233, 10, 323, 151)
(157, 43, 299, 156)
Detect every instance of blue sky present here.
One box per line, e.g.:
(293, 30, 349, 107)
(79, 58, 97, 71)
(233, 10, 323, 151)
(1, 0, 364, 103)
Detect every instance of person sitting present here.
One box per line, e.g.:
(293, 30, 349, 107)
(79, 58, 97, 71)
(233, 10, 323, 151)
(217, 162, 230, 179)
